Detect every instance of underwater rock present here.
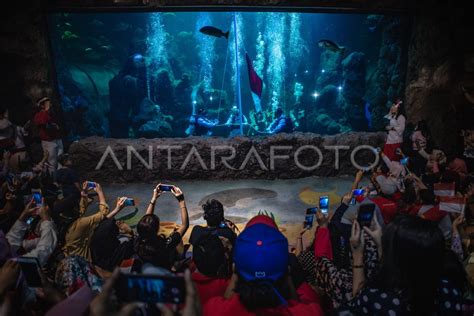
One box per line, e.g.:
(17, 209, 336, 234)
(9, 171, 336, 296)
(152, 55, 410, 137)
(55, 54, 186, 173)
(365, 16, 408, 131)
(69, 132, 387, 183)
(316, 50, 343, 88)
(339, 52, 367, 131)
(314, 85, 339, 115)
(152, 69, 175, 114)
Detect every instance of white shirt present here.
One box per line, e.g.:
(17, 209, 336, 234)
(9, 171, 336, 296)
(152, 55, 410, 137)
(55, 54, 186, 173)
(386, 115, 406, 144)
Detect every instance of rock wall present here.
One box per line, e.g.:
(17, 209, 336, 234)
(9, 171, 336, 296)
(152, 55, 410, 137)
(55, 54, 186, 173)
(69, 132, 386, 182)
(405, 5, 474, 153)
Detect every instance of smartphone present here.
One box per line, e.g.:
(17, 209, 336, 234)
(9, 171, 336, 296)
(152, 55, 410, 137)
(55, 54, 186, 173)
(306, 207, 318, 215)
(16, 257, 42, 288)
(357, 204, 376, 227)
(159, 184, 173, 192)
(319, 195, 329, 213)
(124, 198, 135, 206)
(31, 189, 42, 207)
(303, 214, 314, 229)
(26, 216, 37, 225)
(115, 273, 185, 304)
(86, 181, 96, 189)
(350, 189, 365, 205)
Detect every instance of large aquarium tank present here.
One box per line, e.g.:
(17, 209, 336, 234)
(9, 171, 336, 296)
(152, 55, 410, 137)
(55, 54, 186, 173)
(47, 10, 410, 140)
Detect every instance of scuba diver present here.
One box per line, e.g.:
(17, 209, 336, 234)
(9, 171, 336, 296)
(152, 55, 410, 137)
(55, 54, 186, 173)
(225, 106, 248, 137)
(267, 107, 294, 134)
(186, 108, 219, 136)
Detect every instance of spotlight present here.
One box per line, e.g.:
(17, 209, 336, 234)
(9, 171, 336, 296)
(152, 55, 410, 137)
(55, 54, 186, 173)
(209, 96, 213, 101)
(312, 92, 319, 98)
(321, 69, 326, 73)
(193, 100, 197, 105)
(304, 70, 309, 74)
(338, 85, 343, 91)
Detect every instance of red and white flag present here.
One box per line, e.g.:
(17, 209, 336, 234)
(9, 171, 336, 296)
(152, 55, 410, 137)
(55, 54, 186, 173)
(245, 52, 263, 112)
(439, 196, 466, 214)
(119, 258, 135, 273)
(434, 182, 455, 197)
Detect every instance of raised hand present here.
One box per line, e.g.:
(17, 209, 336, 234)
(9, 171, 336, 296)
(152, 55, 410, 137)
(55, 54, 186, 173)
(171, 185, 184, 201)
(363, 214, 382, 249)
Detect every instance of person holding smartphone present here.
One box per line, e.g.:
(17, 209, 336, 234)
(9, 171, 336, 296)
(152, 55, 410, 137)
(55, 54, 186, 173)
(133, 183, 189, 271)
(62, 181, 119, 261)
(90, 197, 135, 272)
(189, 199, 237, 247)
(5, 197, 57, 267)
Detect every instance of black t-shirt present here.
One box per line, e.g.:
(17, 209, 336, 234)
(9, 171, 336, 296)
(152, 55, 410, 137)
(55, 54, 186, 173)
(189, 225, 237, 246)
(134, 231, 183, 270)
(56, 167, 79, 198)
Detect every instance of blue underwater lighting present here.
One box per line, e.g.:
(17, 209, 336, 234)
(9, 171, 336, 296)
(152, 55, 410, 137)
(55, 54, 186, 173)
(321, 69, 326, 73)
(338, 85, 343, 91)
(312, 92, 319, 98)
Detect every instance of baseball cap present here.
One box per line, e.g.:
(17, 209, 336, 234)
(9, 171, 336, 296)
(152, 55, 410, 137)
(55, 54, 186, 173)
(36, 96, 50, 106)
(245, 214, 278, 230)
(234, 222, 288, 282)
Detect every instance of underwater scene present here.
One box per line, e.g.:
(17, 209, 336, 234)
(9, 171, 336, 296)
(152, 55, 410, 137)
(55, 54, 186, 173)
(48, 11, 410, 140)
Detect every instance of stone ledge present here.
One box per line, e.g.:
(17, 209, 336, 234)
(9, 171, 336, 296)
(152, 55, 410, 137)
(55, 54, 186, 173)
(69, 132, 386, 183)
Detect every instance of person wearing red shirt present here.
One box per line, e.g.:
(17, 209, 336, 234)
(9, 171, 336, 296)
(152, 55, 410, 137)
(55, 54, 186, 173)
(203, 215, 323, 316)
(33, 96, 63, 174)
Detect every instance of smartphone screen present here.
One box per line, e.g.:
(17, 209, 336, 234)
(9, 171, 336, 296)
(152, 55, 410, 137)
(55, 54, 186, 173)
(306, 207, 318, 215)
(16, 257, 42, 288)
(31, 190, 42, 207)
(159, 184, 173, 192)
(350, 189, 365, 205)
(86, 181, 96, 189)
(303, 214, 314, 229)
(357, 204, 376, 227)
(319, 196, 329, 212)
(115, 274, 185, 304)
(124, 198, 135, 206)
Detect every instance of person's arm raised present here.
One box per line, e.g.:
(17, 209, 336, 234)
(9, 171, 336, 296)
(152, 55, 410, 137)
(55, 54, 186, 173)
(146, 184, 162, 215)
(106, 197, 127, 219)
(172, 185, 189, 237)
(351, 170, 364, 191)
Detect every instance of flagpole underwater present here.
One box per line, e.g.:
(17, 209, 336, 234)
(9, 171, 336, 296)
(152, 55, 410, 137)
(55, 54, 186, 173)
(233, 12, 244, 136)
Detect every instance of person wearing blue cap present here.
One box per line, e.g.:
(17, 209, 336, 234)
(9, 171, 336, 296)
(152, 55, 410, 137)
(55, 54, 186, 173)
(203, 215, 324, 316)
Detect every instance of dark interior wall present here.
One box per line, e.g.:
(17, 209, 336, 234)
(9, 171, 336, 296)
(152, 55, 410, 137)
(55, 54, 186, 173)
(405, 3, 474, 154)
(1, 0, 473, 153)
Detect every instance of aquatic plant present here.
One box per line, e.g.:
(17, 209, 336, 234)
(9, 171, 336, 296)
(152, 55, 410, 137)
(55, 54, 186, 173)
(195, 12, 216, 93)
(264, 13, 287, 111)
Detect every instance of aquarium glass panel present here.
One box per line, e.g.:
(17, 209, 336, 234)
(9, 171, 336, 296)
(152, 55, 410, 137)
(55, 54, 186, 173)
(48, 11, 410, 140)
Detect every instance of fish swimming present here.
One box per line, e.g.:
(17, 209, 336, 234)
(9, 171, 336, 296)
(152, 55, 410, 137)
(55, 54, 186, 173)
(199, 26, 229, 39)
(318, 39, 345, 53)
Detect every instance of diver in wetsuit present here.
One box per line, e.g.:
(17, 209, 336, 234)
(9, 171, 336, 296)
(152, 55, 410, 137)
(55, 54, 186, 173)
(225, 106, 248, 137)
(186, 109, 219, 136)
(267, 108, 294, 134)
